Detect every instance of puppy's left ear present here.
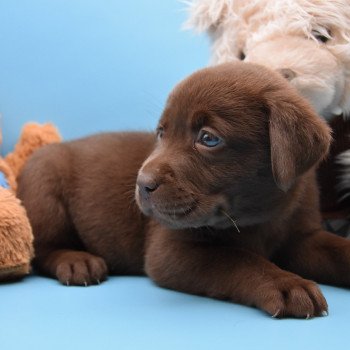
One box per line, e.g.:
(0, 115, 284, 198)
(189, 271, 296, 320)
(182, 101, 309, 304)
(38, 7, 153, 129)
(267, 90, 332, 192)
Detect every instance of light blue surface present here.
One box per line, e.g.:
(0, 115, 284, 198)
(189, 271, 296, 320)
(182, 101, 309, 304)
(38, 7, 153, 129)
(1, 1, 349, 349)
(1, 275, 349, 350)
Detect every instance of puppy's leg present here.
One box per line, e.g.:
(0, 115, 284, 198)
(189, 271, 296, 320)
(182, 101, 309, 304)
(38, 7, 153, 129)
(22, 193, 108, 286)
(18, 150, 108, 286)
(274, 230, 350, 287)
(145, 228, 328, 318)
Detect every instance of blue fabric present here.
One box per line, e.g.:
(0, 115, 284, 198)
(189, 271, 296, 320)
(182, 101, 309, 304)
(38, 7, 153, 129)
(0, 275, 349, 350)
(0, 171, 9, 189)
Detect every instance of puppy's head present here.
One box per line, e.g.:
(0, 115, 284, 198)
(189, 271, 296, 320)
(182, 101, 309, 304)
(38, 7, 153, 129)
(136, 62, 331, 230)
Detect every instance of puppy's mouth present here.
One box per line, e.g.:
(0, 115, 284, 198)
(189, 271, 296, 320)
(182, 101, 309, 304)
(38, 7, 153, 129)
(138, 196, 200, 228)
(153, 200, 198, 219)
(136, 187, 237, 230)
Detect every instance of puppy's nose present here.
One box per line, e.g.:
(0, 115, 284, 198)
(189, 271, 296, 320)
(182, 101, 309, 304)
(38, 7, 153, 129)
(137, 172, 159, 196)
(277, 68, 297, 81)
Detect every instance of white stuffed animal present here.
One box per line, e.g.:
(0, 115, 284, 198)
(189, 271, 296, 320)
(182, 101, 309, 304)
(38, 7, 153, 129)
(186, 0, 350, 119)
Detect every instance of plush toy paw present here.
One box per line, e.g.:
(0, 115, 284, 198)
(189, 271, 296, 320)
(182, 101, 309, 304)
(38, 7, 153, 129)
(0, 264, 31, 282)
(0, 187, 34, 281)
(0, 121, 60, 282)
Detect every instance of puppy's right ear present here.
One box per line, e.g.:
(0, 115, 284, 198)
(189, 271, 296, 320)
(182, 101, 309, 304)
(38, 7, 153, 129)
(183, 0, 230, 32)
(267, 90, 332, 192)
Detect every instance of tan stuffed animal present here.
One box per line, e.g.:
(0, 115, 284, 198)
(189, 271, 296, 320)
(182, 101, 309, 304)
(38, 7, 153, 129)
(0, 123, 61, 281)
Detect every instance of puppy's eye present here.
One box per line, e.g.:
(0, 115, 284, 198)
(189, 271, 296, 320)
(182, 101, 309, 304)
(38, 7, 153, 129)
(312, 29, 331, 43)
(156, 126, 164, 140)
(197, 130, 222, 148)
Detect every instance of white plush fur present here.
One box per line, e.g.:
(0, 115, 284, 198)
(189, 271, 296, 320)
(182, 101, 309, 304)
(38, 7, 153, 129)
(185, 0, 350, 120)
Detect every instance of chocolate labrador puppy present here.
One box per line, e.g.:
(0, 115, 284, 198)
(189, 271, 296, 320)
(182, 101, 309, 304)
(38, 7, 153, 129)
(18, 62, 350, 318)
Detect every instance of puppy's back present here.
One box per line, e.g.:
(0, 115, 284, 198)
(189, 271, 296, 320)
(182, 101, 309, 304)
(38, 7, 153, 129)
(18, 132, 156, 204)
(18, 132, 156, 272)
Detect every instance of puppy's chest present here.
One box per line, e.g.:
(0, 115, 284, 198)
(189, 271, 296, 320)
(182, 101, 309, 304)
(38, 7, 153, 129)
(230, 225, 290, 258)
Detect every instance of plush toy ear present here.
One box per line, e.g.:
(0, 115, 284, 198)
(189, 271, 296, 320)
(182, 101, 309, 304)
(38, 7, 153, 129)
(184, 0, 230, 32)
(267, 90, 332, 192)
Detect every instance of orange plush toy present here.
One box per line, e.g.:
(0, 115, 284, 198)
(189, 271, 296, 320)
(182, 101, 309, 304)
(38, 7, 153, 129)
(0, 122, 61, 281)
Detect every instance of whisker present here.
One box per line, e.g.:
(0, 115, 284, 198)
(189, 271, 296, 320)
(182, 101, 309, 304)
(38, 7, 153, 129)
(221, 210, 240, 233)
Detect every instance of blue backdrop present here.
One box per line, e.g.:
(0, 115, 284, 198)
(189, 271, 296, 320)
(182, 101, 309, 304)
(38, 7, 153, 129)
(2, 3, 350, 349)
(0, 0, 209, 155)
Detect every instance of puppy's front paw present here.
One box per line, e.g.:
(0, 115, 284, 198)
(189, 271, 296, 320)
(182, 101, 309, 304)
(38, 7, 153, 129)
(257, 276, 328, 318)
(55, 251, 108, 286)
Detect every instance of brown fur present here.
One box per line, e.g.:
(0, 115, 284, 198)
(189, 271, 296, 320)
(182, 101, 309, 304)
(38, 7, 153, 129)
(18, 62, 350, 318)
